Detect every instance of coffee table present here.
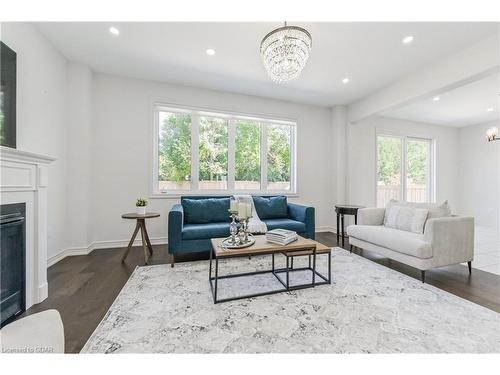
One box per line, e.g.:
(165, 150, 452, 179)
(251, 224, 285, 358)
(209, 235, 331, 304)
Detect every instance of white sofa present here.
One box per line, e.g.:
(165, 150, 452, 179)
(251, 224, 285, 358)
(346, 203, 474, 282)
(0, 310, 64, 353)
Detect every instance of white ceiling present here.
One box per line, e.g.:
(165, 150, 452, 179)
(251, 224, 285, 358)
(36, 22, 498, 107)
(384, 72, 500, 127)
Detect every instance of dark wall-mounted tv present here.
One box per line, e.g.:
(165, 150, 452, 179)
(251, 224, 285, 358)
(1, 41, 17, 149)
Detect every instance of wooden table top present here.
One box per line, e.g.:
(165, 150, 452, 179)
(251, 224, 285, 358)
(211, 235, 330, 258)
(121, 212, 160, 219)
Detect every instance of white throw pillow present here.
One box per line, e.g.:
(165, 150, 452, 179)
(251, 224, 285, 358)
(384, 205, 429, 234)
(384, 199, 451, 226)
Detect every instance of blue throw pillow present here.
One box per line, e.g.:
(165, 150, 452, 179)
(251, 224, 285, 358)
(182, 198, 230, 224)
(252, 196, 288, 219)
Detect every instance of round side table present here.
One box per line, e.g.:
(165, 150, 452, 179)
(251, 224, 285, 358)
(334, 205, 364, 248)
(121, 212, 160, 265)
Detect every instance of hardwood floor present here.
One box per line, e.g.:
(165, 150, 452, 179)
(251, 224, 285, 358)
(316, 233, 500, 313)
(22, 232, 500, 353)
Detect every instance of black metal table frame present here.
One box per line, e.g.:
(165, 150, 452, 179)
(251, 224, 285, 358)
(209, 247, 331, 304)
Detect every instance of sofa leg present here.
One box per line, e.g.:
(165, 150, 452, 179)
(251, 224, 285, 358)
(350, 244, 353, 253)
(171, 256, 175, 268)
(421, 270, 425, 283)
(468, 261, 472, 275)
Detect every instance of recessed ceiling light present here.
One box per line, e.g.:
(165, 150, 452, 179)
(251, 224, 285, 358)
(342, 77, 350, 84)
(486, 107, 494, 112)
(433, 96, 440, 102)
(402, 35, 415, 44)
(109, 27, 120, 36)
(206, 48, 216, 56)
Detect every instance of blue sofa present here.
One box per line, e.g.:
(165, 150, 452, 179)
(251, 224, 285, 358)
(168, 195, 315, 263)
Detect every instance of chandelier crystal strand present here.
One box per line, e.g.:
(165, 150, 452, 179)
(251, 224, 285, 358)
(260, 24, 312, 83)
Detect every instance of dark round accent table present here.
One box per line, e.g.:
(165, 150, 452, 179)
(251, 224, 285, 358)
(334, 205, 364, 247)
(121, 212, 160, 265)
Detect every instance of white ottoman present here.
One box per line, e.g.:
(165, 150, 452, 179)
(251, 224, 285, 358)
(0, 309, 64, 353)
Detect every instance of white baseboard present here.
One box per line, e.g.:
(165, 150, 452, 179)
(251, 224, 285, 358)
(47, 236, 168, 267)
(38, 282, 48, 302)
(48, 228, 338, 267)
(47, 247, 88, 267)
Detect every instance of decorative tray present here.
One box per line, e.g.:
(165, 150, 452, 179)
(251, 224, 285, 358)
(220, 236, 256, 249)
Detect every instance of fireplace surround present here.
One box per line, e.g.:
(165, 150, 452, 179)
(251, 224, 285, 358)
(0, 146, 55, 311)
(1, 203, 26, 327)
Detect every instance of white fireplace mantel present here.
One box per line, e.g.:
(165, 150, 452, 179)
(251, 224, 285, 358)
(1, 146, 56, 309)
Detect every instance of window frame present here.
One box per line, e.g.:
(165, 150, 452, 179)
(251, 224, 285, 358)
(151, 102, 297, 198)
(375, 131, 435, 207)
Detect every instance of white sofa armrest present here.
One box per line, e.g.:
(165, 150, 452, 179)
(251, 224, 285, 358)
(0, 309, 64, 353)
(357, 207, 385, 226)
(423, 216, 474, 266)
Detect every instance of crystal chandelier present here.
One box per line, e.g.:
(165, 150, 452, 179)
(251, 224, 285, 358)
(486, 126, 498, 142)
(260, 22, 312, 84)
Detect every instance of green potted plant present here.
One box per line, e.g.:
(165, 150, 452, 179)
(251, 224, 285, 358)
(136, 198, 148, 215)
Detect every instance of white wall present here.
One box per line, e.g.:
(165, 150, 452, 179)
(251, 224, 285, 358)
(65, 62, 92, 250)
(3, 23, 494, 268)
(85, 73, 334, 248)
(331, 106, 347, 205)
(456, 121, 500, 228)
(1, 23, 68, 260)
(347, 116, 459, 210)
(2, 23, 336, 262)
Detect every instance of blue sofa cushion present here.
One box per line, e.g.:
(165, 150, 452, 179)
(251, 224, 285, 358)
(253, 196, 288, 219)
(182, 222, 230, 240)
(263, 218, 306, 233)
(182, 198, 230, 224)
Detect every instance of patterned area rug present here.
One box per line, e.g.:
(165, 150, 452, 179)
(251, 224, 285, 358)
(82, 248, 500, 353)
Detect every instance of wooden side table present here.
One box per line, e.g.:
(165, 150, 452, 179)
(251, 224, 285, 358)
(334, 205, 364, 248)
(121, 212, 160, 265)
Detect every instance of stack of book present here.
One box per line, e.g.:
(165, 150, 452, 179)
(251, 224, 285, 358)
(266, 228, 298, 245)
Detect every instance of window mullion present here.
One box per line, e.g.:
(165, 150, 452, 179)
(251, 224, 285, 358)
(261, 122, 268, 191)
(228, 119, 236, 191)
(191, 115, 200, 191)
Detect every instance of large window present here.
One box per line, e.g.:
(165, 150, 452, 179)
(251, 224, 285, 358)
(153, 104, 296, 195)
(376, 134, 434, 207)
